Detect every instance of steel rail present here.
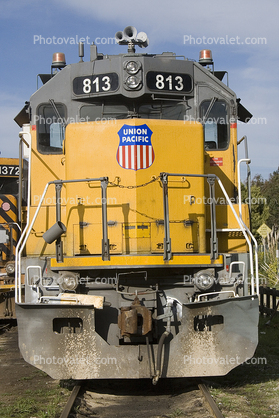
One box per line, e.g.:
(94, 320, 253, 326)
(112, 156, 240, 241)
(59, 384, 81, 418)
(59, 381, 224, 417)
(198, 383, 224, 418)
(0, 323, 11, 332)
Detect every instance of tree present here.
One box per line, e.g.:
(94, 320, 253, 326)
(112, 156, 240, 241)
(241, 181, 269, 240)
(244, 170, 279, 288)
(261, 167, 279, 228)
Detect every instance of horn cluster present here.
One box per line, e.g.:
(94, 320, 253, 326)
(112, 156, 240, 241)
(115, 26, 149, 52)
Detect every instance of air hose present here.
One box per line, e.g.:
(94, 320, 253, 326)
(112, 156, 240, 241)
(152, 302, 172, 385)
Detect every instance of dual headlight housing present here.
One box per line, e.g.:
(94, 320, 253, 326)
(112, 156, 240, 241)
(124, 60, 142, 90)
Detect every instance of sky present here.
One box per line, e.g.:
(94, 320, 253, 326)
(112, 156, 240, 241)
(0, 0, 278, 179)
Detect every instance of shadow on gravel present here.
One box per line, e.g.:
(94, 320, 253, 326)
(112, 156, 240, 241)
(61, 377, 201, 397)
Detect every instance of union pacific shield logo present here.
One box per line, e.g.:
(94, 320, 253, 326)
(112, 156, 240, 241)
(116, 124, 155, 170)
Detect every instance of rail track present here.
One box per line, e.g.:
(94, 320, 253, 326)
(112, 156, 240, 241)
(60, 380, 224, 418)
(60, 385, 81, 418)
(0, 319, 16, 333)
(0, 323, 10, 332)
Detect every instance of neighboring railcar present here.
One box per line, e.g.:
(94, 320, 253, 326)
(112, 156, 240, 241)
(15, 27, 259, 382)
(0, 158, 20, 318)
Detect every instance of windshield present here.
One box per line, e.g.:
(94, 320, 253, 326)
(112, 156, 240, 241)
(80, 101, 188, 121)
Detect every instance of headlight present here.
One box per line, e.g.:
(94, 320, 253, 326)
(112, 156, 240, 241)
(195, 272, 215, 291)
(125, 60, 141, 74)
(58, 272, 79, 291)
(5, 261, 15, 276)
(125, 75, 141, 89)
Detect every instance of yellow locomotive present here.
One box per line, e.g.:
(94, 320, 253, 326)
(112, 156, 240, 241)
(15, 27, 259, 382)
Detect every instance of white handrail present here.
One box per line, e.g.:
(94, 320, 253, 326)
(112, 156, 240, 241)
(237, 158, 259, 295)
(229, 261, 245, 280)
(15, 130, 31, 303)
(15, 176, 107, 302)
(238, 158, 251, 219)
(197, 290, 236, 301)
(15, 167, 260, 302)
(217, 178, 258, 295)
(16, 182, 50, 303)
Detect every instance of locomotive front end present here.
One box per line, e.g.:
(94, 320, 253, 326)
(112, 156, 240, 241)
(15, 28, 259, 381)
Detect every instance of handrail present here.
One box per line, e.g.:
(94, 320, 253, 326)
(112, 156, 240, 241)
(26, 265, 42, 286)
(197, 290, 236, 301)
(229, 261, 245, 279)
(217, 178, 258, 296)
(0, 222, 21, 265)
(237, 158, 259, 295)
(160, 172, 219, 261)
(0, 222, 21, 232)
(15, 130, 31, 303)
(26, 265, 42, 301)
(161, 173, 171, 261)
(160, 171, 259, 296)
(16, 170, 259, 303)
(229, 261, 246, 295)
(15, 176, 109, 303)
(238, 158, 250, 219)
(237, 136, 252, 226)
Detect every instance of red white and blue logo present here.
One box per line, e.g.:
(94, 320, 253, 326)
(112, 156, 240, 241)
(116, 124, 155, 171)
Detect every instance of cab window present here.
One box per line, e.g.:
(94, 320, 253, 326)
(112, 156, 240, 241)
(80, 104, 129, 121)
(138, 102, 187, 120)
(80, 101, 187, 121)
(200, 100, 229, 150)
(37, 103, 66, 154)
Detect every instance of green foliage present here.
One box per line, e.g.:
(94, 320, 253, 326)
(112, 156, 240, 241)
(241, 181, 269, 239)
(241, 171, 279, 287)
(0, 387, 69, 418)
(258, 248, 278, 288)
(262, 167, 279, 227)
(0, 398, 37, 418)
(242, 167, 279, 234)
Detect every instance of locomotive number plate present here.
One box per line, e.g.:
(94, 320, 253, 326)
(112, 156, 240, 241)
(146, 71, 192, 93)
(0, 165, 19, 177)
(73, 73, 119, 95)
